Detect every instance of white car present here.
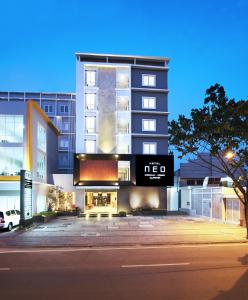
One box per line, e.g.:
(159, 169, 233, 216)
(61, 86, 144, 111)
(0, 209, 20, 231)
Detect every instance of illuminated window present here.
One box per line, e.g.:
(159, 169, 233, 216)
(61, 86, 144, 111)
(142, 119, 156, 131)
(85, 140, 96, 153)
(0, 115, 23, 143)
(118, 161, 130, 181)
(37, 123, 47, 152)
(85, 116, 96, 133)
(85, 93, 96, 110)
(85, 70, 96, 87)
(142, 74, 156, 87)
(116, 69, 129, 89)
(143, 142, 157, 154)
(142, 97, 156, 109)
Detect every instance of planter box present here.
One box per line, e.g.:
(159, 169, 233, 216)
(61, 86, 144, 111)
(33, 214, 57, 223)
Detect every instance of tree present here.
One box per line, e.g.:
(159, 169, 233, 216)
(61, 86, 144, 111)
(169, 84, 248, 237)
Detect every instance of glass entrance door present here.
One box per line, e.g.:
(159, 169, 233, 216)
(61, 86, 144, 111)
(85, 191, 117, 213)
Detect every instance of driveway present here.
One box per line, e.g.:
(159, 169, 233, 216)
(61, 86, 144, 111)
(0, 215, 247, 248)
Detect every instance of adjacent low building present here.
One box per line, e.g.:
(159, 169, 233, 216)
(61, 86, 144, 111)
(0, 100, 59, 214)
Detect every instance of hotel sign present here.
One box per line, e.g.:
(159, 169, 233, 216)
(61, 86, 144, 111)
(20, 169, 33, 221)
(135, 155, 174, 186)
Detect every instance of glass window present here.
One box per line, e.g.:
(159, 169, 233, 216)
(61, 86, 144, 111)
(37, 123, 47, 152)
(142, 97, 156, 109)
(85, 70, 96, 87)
(37, 152, 46, 179)
(44, 105, 53, 113)
(116, 69, 129, 89)
(143, 142, 157, 154)
(0, 147, 23, 175)
(85, 140, 96, 153)
(85, 93, 96, 110)
(118, 161, 130, 181)
(0, 115, 23, 143)
(142, 74, 156, 87)
(59, 138, 69, 149)
(85, 116, 96, 133)
(142, 119, 156, 131)
(60, 105, 69, 113)
(62, 122, 70, 131)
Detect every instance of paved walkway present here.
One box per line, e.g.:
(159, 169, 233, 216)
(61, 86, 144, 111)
(0, 215, 247, 248)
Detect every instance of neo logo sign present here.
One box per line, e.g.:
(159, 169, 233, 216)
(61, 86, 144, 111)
(135, 155, 174, 186)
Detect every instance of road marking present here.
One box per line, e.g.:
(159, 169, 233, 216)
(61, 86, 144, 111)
(0, 243, 247, 254)
(0, 268, 10, 271)
(122, 262, 190, 268)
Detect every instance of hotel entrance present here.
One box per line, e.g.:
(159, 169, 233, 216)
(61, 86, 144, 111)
(85, 191, 117, 213)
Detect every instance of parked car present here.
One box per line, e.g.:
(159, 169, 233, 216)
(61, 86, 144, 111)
(0, 210, 20, 231)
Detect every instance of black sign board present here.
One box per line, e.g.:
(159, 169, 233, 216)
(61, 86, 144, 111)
(135, 155, 174, 186)
(20, 170, 33, 225)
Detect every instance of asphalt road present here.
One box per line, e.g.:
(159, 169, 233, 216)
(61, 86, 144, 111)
(0, 243, 248, 300)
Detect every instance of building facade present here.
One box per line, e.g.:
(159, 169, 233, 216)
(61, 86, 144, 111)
(0, 91, 75, 173)
(74, 53, 171, 213)
(0, 100, 59, 214)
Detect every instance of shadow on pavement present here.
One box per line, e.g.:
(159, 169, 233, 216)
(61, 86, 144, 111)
(209, 254, 248, 300)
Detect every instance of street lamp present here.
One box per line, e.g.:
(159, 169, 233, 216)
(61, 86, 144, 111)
(225, 150, 235, 160)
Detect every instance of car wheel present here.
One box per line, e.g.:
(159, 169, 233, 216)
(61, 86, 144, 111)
(7, 223, 13, 231)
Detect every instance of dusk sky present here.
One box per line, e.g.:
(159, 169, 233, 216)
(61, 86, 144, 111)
(0, 0, 247, 122)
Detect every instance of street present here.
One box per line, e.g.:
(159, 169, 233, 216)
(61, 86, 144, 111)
(0, 243, 248, 300)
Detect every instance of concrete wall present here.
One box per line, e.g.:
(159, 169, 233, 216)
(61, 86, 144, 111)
(131, 137, 168, 155)
(131, 68, 168, 89)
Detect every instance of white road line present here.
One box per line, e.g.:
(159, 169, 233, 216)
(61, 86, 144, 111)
(0, 268, 10, 271)
(122, 262, 190, 268)
(0, 243, 247, 254)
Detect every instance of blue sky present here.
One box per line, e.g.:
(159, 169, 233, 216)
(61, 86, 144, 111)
(0, 0, 247, 122)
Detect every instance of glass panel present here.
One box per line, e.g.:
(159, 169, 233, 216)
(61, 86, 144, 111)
(0, 115, 23, 143)
(37, 152, 46, 179)
(85, 70, 96, 87)
(85, 93, 96, 110)
(118, 161, 130, 181)
(85, 140, 96, 153)
(116, 69, 129, 89)
(37, 123, 47, 152)
(85, 117, 96, 133)
(0, 147, 23, 175)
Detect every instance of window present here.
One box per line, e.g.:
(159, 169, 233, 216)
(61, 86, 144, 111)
(0, 115, 23, 143)
(85, 140, 96, 153)
(44, 105, 53, 113)
(62, 122, 70, 131)
(118, 161, 130, 181)
(142, 119, 156, 131)
(143, 142, 157, 154)
(0, 147, 23, 175)
(85, 93, 96, 110)
(59, 138, 69, 149)
(85, 70, 96, 87)
(37, 152, 46, 179)
(116, 69, 129, 89)
(142, 74, 156, 87)
(85, 116, 96, 133)
(37, 123, 46, 152)
(142, 97, 156, 109)
(60, 105, 69, 113)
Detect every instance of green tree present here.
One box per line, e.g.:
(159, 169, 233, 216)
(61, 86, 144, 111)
(169, 84, 248, 237)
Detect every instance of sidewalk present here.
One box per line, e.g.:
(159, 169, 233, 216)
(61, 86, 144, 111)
(0, 215, 247, 248)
